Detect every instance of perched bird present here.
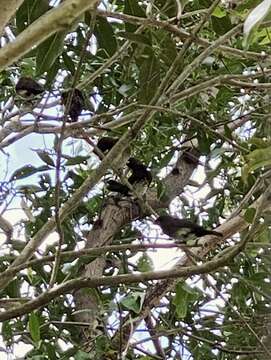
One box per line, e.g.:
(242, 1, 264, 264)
(97, 137, 118, 153)
(61, 88, 84, 122)
(127, 157, 152, 185)
(15, 77, 44, 98)
(107, 180, 130, 196)
(155, 215, 222, 242)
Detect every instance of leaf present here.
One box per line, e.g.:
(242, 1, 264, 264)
(156, 179, 167, 201)
(28, 312, 40, 343)
(9, 165, 49, 181)
(224, 124, 233, 140)
(244, 207, 256, 223)
(16, 0, 50, 33)
(137, 254, 154, 272)
(74, 350, 92, 360)
(211, 15, 232, 35)
(173, 282, 188, 318)
(155, 31, 178, 69)
(210, 147, 226, 159)
(257, 227, 271, 243)
(212, 6, 227, 18)
(36, 31, 66, 75)
(95, 17, 117, 57)
(17, 184, 42, 193)
(121, 292, 145, 314)
(124, 0, 145, 32)
(65, 155, 90, 166)
(249, 137, 271, 148)
(36, 150, 55, 167)
(118, 31, 152, 47)
(62, 52, 75, 74)
(45, 58, 60, 87)
(138, 51, 160, 104)
(2, 321, 12, 343)
(124, 0, 145, 17)
(158, 150, 175, 168)
(244, 147, 271, 176)
(243, 0, 271, 48)
(259, 27, 271, 44)
(197, 131, 211, 155)
(44, 342, 57, 360)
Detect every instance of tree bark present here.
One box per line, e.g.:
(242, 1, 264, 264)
(0, 0, 24, 35)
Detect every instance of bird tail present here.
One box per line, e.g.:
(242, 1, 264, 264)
(208, 230, 223, 237)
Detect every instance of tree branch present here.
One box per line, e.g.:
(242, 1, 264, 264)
(0, 0, 100, 71)
(0, 0, 24, 35)
(0, 235, 247, 322)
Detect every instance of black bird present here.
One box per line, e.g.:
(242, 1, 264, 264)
(107, 180, 130, 196)
(61, 88, 84, 122)
(155, 215, 222, 242)
(15, 77, 44, 98)
(127, 157, 152, 185)
(97, 137, 118, 153)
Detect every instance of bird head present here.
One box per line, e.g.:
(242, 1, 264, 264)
(154, 216, 167, 225)
(107, 180, 114, 185)
(127, 157, 139, 168)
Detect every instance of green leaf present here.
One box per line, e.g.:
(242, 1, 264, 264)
(36, 150, 55, 167)
(173, 282, 188, 318)
(9, 165, 49, 181)
(118, 31, 152, 47)
(244, 207, 256, 223)
(45, 57, 60, 87)
(243, 0, 271, 48)
(224, 124, 233, 140)
(17, 184, 42, 193)
(65, 155, 90, 166)
(74, 350, 93, 360)
(244, 147, 271, 175)
(124, 0, 145, 32)
(62, 52, 76, 74)
(28, 312, 40, 343)
(6, 278, 20, 298)
(216, 87, 234, 106)
(211, 15, 232, 35)
(155, 31, 178, 68)
(121, 292, 145, 314)
(124, 0, 145, 17)
(36, 31, 66, 75)
(16, 0, 50, 33)
(210, 147, 225, 159)
(95, 17, 117, 57)
(197, 131, 211, 155)
(44, 342, 57, 360)
(2, 321, 12, 343)
(249, 137, 271, 148)
(259, 27, 271, 44)
(212, 6, 227, 18)
(156, 179, 167, 201)
(137, 254, 154, 272)
(138, 51, 160, 104)
(257, 227, 271, 243)
(157, 150, 174, 169)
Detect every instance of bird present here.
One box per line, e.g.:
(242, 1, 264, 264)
(127, 157, 152, 186)
(107, 180, 131, 196)
(61, 88, 84, 122)
(155, 215, 222, 242)
(97, 137, 118, 153)
(15, 77, 44, 98)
